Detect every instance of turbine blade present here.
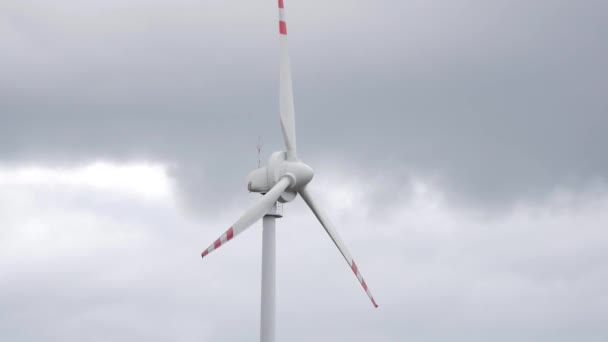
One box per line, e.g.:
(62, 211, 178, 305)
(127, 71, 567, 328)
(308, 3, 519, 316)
(299, 186, 379, 308)
(278, 0, 297, 161)
(201, 177, 292, 259)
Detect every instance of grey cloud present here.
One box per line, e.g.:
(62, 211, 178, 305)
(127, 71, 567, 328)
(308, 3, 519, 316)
(1, 0, 607, 214)
(1, 172, 607, 341)
(3, 2, 608, 340)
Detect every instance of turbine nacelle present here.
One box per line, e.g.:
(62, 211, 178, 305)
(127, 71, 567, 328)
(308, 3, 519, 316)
(247, 151, 313, 202)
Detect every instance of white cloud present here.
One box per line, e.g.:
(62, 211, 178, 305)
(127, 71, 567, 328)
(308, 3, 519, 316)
(0, 161, 173, 200)
(1, 162, 607, 341)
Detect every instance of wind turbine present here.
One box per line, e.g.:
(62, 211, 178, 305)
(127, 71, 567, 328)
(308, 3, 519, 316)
(201, 1, 378, 340)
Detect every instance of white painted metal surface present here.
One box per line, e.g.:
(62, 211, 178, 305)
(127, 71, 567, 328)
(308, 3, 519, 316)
(200, 0, 379, 340)
(279, 7, 297, 161)
(260, 214, 277, 342)
(299, 187, 378, 307)
(201, 177, 291, 259)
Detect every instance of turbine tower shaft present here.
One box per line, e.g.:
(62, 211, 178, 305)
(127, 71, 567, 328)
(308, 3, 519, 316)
(261, 203, 281, 342)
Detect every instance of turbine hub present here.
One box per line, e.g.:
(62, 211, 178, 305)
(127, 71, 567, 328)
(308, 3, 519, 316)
(246, 151, 314, 198)
(283, 161, 314, 189)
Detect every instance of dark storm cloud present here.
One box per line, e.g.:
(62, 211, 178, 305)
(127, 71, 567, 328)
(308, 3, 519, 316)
(1, 0, 607, 213)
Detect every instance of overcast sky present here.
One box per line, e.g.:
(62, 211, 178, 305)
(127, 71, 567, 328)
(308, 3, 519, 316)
(1, 0, 607, 341)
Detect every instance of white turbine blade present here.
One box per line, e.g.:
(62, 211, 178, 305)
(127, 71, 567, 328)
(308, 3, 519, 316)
(278, 0, 297, 161)
(201, 177, 292, 259)
(299, 186, 379, 308)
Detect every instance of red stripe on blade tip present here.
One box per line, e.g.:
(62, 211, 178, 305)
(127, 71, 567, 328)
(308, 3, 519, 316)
(351, 261, 358, 275)
(278, 0, 284, 8)
(279, 21, 287, 35)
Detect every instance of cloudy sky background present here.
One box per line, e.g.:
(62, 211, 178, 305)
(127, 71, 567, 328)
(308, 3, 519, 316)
(1, 0, 607, 341)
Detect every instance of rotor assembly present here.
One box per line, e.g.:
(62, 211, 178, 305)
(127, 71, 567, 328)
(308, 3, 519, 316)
(247, 151, 314, 202)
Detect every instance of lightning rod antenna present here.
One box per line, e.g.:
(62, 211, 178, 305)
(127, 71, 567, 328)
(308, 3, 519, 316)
(257, 136, 262, 168)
